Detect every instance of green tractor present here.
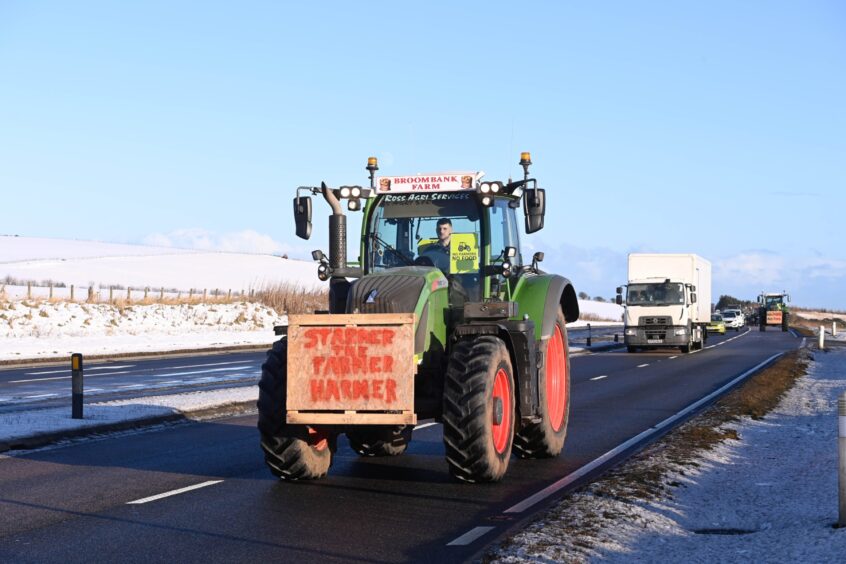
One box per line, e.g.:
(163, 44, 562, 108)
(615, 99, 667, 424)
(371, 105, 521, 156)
(758, 291, 790, 332)
(257, 153, 579, 483)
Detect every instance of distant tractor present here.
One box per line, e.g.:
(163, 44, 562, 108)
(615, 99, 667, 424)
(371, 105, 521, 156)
(757, 291, 790, 332)
(257, 153, 579, 483)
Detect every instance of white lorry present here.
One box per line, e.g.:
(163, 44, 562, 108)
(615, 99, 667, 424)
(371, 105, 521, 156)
(615, 253, 712, 353)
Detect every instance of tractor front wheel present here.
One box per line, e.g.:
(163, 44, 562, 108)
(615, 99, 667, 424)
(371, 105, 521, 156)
(442, 336, 515, 482)
(257, 339, 333, 480)
(346, 426, 412, 457)
(782, 312, 789, 332)
(514, 309, 570, 458)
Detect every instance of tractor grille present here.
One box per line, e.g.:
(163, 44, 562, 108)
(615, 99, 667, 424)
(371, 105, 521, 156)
(640, 316, 672, 340)
(346, 275, 425, 314)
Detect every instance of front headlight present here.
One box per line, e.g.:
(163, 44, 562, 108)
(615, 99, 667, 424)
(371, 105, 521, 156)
(625, 328, 637, 336)
(674, 328, 686, 336)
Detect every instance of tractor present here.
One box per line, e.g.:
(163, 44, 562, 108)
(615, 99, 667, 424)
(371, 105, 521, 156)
(758, 291, 790, 332)
(257, 153, 579, 483)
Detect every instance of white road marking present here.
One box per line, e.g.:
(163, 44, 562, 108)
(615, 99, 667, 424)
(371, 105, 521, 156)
(24, 364, 136, 375)
(152, 366, 254, 379)
(127, 480, 223, 505)
(705, 345, 715, 349)
(159, 360, 259, 370)
(668, 356, 678, 360)
(446, 526, 495, 546)
(0, 397, 11, 403)
(11, 370, 133, 383)
(86, 388, 104, 392)
(118, 384, 144, 389)
(637, 363, 649, 368)
(414, 422, 439, 430)
(24, 393, 58, 399)
(503, 351, 784, 515)
(590, 375, 608, 381)
(159, 380, 184, 385)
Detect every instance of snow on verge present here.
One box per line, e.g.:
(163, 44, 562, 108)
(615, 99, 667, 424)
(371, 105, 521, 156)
(491, 347, 846, 563)
(0, 387, 258, 446)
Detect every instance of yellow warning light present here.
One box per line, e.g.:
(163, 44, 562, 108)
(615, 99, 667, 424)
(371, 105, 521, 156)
(519, 152, 532, 166)
(368, 157, 378, 167)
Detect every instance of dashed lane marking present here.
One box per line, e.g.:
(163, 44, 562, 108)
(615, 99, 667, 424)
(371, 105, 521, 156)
(414, 422, 439, 430)
(590, 375, 608, 381)
(23, 393, 58, 399)
(127, 480, 223, 505)
(24, 365, 136, 375)
(637, 363, 649, 368)
(11, 370, 134, 383)
(668, 356, 678, 360)
(446, 526, 495, 546)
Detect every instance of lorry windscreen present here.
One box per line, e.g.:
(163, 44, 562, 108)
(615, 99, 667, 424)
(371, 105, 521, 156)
(627, 283, 685, 306)
(366, 192, 481, 273)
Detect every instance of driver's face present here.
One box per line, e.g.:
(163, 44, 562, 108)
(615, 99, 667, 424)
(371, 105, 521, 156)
(437, 223, 452, 244)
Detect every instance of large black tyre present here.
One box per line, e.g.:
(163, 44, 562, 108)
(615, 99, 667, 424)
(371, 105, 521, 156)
(257, 339, 332, 480)
(782, 312, 789, 332)
(626, 346, 638, 353)
(514, 310, 570, 459)
(346, 425, 412, 457)
(442, 336, 515, 482)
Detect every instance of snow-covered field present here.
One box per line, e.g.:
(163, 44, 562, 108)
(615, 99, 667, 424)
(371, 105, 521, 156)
(0, 235, 620, 361)
(0, 235, 324, 294)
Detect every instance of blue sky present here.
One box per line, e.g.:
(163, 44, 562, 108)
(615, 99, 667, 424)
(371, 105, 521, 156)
(1, 1, 844, 308)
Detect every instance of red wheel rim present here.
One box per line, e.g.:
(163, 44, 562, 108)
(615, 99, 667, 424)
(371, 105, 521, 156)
(308, 427, 329, 451)
(492, 368, 512, 454)
(547, 324, 568, 432)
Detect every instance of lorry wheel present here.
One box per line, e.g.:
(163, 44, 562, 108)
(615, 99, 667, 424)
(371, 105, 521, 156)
(514, 310, 570, 458)
(257, 339, 333, 480)
(626, 346, 638, 353)
(346, 425, 412, 457)
(680, 344, 691, 354)
(443, 336, 515, 482)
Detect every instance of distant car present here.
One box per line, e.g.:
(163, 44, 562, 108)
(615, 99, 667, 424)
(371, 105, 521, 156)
(707, 313, 727, 334)
(721, 310, 742, 331)
(723, 308, 745, 327)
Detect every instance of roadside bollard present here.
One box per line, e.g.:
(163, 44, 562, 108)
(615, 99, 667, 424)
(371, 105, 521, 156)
(820, 325, 825, 351)
(586, 323, 592, 347)
(834, 322, 838, 338)
(72, 353, 83, 419)
(839, 392, 846, 527)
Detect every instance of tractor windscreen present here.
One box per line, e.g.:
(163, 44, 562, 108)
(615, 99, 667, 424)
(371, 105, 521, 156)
(765, 296, 784, 309)
(366, 192, 481, 275)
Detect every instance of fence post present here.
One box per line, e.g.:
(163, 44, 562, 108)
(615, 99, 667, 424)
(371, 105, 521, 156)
(835, 322, 838, 338)
(49, 283, 53, 299)
(109, 286, 114, 304)
(87, 287, 94, 302)
(189, 289, 194, 302)
(144, 287, 148, 300)
(203, 289, 207, 302)
(160, 287, 164, 301)
(587, 323, 592, 347)
(228, 289, 232, 300)
(839, 392, 846, 527)
(820, 325, 825, 350)
(27, 281, 31, 298)
(127, 287, 131, 302)
(72, 353, 84, 419)
(70, 285, 74, 301)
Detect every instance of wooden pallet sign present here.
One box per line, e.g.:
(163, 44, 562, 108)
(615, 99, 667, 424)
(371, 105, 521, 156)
(286, 313, 416, 425)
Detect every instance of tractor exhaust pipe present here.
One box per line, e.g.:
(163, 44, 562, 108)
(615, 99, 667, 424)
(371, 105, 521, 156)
(321, 182, 347, 271)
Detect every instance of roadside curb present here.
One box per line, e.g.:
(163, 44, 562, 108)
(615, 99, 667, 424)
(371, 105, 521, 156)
(0, 399, 257, 454)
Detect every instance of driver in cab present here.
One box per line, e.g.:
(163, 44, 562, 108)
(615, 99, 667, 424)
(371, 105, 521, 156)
(418, 218, 452, 272)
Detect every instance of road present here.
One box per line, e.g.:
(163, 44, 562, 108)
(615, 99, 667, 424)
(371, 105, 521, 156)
(0, 326, 620, 412)
(0, 328, 798, 563)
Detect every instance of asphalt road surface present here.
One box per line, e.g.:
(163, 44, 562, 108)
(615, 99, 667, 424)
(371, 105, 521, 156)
(0, 327, 799, 563)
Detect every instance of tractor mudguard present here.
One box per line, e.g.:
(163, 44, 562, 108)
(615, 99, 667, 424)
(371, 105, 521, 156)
(511, 274, 579, 340)
(453, 320, 540, 424)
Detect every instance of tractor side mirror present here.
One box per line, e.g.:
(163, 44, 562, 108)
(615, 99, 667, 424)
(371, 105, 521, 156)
(691, 293, 697, 303)
(294, 196, 312, 240)
(786, 294, 791, 302)
(523, 188, 546, 233)
(757, 296, 762, 303)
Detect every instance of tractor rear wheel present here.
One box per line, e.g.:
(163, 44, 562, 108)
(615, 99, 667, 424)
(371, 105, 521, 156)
(346, 425, 412, 457)
(514, 309, 570, 458)
(257, 339, 333, 480)
(443, 336, 515, 482)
